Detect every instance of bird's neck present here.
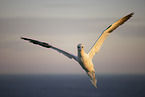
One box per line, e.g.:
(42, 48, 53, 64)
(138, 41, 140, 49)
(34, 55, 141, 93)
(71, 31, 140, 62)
(78, 49, 85, 58)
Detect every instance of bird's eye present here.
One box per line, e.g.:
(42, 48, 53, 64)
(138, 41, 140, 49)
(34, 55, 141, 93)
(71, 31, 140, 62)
(78, 46, 80, 48)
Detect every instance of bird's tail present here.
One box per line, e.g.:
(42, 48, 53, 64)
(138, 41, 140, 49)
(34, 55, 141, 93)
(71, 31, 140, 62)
(86, 71, 97, 88)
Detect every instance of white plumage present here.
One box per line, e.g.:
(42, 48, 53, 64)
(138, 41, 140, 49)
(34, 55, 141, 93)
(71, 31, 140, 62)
(21, 12, 134, 88)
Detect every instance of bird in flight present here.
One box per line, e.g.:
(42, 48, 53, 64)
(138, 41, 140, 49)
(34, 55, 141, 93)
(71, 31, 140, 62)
(21, 12, 134, 88)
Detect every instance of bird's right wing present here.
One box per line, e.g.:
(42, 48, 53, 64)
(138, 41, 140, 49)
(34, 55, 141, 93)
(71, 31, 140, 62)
(88, 12, 134, 59)
(21, 37, 77, 61)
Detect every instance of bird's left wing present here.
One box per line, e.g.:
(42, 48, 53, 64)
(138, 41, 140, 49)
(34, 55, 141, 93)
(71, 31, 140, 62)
(88, 12, 134, 59)
(21, 37, 77, 61)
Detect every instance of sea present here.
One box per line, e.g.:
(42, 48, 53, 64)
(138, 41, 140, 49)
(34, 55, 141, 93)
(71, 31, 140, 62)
(0, 74, 145, 97)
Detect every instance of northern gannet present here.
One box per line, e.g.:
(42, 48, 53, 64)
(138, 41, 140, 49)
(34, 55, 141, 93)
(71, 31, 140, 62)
(21, 12, 134, 88)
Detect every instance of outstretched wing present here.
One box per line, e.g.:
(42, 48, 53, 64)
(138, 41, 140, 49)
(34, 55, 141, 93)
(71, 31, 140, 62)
(88, 12, 134, 59)
(21, 37, 77, 61)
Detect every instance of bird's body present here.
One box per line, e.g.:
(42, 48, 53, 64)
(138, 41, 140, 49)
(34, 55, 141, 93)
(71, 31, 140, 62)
(21, 12, 134, 88)
(77, 44, 91, 72)
(77, 45, 95, 73)
(76, 44, 97, 87)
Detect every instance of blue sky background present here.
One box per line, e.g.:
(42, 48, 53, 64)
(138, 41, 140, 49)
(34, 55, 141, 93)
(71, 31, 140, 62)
(0, 0, 145, 75)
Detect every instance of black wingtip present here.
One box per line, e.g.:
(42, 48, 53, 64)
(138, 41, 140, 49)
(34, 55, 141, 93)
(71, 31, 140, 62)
(130, 12, 134, 17)
(20, 37, 39, 44)
(20, 37, 31, 41)
(131, 12, 134, 15)
(20, 37, 52, 48)
(20, 37, 24, 39)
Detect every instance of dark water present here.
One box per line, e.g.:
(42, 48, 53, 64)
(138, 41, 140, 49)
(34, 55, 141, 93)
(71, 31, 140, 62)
(0, 74, 145, 97)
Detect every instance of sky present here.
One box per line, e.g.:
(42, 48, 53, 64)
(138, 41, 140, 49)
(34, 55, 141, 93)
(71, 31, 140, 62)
(0, 0, 145, 75)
